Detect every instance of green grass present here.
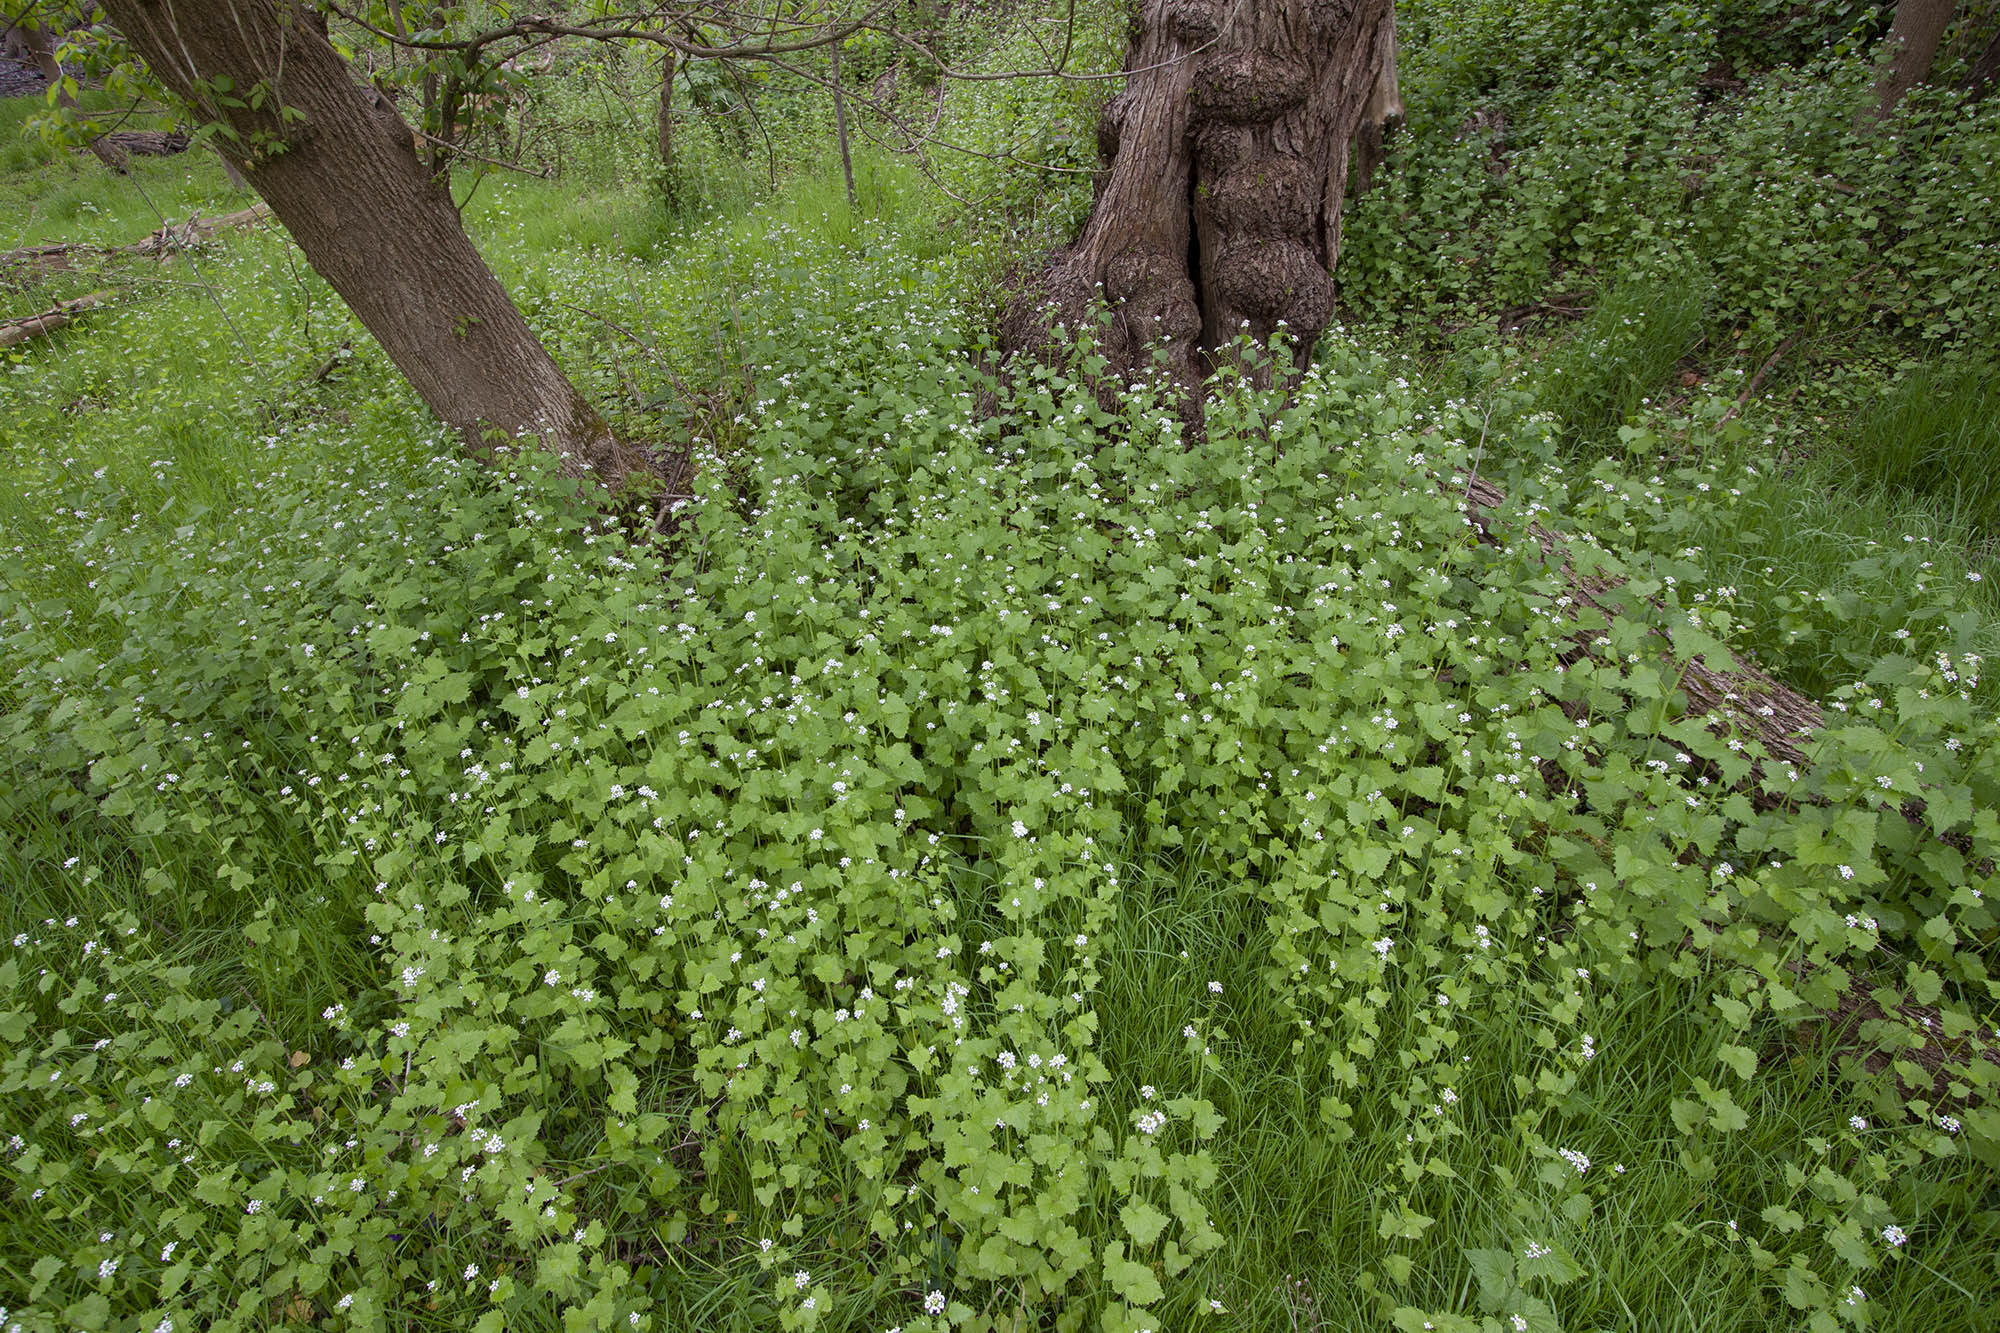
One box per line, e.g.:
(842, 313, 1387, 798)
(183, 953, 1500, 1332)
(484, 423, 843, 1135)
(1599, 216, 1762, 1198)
(1526, 271, 1712, 451)
(1689, 454, 2000, 702)
(1847, 360, 2000, 538)
(9, 210, 1996, 1327)
(0, 92, 246, 251)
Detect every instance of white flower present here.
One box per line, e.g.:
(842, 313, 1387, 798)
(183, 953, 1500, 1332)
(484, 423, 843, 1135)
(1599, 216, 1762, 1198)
(925, 1290, 947, 1314)
(1882, 1225, 1907, 1246)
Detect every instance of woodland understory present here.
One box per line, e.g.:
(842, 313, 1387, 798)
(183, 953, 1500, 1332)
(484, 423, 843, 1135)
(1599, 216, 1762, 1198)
(2, 3, 1999, 1332)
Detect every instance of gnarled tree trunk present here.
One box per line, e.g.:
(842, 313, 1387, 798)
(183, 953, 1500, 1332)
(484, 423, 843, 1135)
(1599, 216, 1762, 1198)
(95, 0, 659, 492)
(1005, 0, 1398, 392)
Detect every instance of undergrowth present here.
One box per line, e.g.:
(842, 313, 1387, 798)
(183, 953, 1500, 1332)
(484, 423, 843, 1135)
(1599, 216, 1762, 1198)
(5, 199, 1999, 1331)
(2, 3, 1998, 1330)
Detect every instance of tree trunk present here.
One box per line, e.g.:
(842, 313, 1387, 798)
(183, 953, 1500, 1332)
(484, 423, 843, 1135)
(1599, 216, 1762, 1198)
(22, 20, 130, 174)
(1348, 7, 1403, 197)
(1963, 23, 2000, 99)
(830, 39, 858, 210)
(1003, 0, 1397, 393)
(1873, 0, 1958, 119)
(95, 0, 659, 492)
(3, 19, 35, 62)
(657, 48, 677, 170)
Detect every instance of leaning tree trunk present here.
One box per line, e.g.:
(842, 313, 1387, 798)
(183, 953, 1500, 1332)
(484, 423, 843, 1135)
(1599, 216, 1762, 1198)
(1872, 0, 1958, 119)
(22, 21, 130, 173)
(1004, 0, 1397, 393)
(95, 0, 658, 492)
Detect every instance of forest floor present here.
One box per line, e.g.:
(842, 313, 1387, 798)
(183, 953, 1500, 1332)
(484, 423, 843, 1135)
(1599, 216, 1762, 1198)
(3, 8, 1999, 1332)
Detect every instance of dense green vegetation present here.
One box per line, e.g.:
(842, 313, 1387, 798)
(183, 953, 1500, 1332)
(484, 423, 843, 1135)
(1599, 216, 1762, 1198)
(3, 3, 1998, 1332)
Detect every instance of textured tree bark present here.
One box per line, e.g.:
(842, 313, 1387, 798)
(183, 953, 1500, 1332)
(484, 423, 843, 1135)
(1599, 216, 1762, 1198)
(830, 40, 857, 210)
(95, 0, 660, 492)
(1872, 0, 1959, 119)
(1004, 0, 1397, 393)
(22, 20, 131, 173)
(1347, 8, 1402, 196)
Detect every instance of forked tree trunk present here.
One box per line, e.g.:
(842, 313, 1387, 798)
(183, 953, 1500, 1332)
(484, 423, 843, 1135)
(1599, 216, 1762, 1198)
(1873, 0, 1959, 119)
(1004, 0, 1397, 392)
(23, 21, 131, 173)
(95, 0, 658, 492)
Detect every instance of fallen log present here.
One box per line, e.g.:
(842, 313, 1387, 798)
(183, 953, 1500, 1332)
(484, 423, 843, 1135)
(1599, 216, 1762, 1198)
(127, 204, 271, 257)
(0, 240, 110, 279)
(0, 289, 115, 348)
(97, 128, 193, 158)
(1, 203, 269, 280)
(1456, 471, 1824, 769)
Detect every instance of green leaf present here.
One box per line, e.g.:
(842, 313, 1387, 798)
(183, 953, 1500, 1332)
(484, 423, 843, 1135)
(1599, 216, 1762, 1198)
(1103, 1243, 1164, 1306)
(1465, 1246, 1516, 1309)
(1516, 1240, 1583, 1286)
(1120, 1199, 1170, 1249)
(1760, 1205, 1806, 1234)
(1717, 1043, 1757, 1079)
